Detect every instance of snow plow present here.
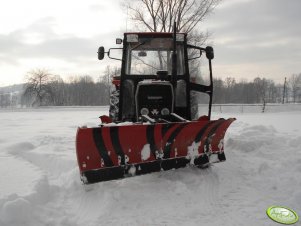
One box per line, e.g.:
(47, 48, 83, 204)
(76, 29, 235, 184)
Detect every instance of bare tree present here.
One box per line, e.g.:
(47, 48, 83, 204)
(126, 0, 221, 34)
(124, 0, 220, 85)
(288, 73, 301, 103)
(69, 76, 95, 105)
(0, 92, 10, 108)
(212, 78, 224, 103)
(49, 75, 65, 106)
(224, 77, 236, 102)
(23, 69, 54, 106)
(253, 77, 268, 112)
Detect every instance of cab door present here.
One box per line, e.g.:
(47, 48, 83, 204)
(187, 46, 214, 120)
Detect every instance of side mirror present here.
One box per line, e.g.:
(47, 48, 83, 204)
(205, 46, 214, 60)
(116, 38, 122, 44)
(98, 46, 105, 60)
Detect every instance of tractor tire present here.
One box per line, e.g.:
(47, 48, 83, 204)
(109, 89, 120, 122)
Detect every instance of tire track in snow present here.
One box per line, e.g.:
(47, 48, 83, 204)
(7, 136, 106, 225)
(6, 136, 76, 180)
(211, 122, 299, 226)
(0, 176, 79, 226)
(78, 167, 231, 226)
(2, 138, 81, 226)
(63, 183, 115, 226)
(191, 164, 249, 226)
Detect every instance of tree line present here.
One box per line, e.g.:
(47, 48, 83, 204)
(212, 75, 301, 104)
(19, 68, 115, 107)
(1, 68, 300, 108)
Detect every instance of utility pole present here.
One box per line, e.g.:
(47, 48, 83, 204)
(282, 77, 287, 104)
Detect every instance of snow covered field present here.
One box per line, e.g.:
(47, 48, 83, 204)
(0, 106, 300, 226)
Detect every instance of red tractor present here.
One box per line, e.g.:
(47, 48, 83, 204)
(76, 30, 235, 184)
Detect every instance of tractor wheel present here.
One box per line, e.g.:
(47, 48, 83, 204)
(109, 89, 120, 122)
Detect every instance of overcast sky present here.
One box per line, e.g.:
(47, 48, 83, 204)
(0, 0, 300, 86)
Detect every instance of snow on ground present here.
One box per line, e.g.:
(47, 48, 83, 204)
(0, 106, 300, 226)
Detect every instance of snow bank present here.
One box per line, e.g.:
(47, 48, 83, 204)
(0, 107, 300, 226)
(1, 197, 32, 224)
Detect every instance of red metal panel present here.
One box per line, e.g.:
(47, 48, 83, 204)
(102, 127, 119, 166)
(76, 119, 236, 175)
(76, 128, 102, 172)
(211, 118, 236, 154)
(118, 124, 148, 163)
(171, 121, 208, 157)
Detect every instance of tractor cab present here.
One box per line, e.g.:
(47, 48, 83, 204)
(98, 32, 214, 123)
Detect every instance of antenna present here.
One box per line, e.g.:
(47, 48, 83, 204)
(126, 6, 129, 32)
(172, 21, 177, 83)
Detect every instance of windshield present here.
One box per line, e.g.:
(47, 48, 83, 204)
(125, 38, 185, 75)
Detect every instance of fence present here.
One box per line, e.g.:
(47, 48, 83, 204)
(210, 103, 301, 113)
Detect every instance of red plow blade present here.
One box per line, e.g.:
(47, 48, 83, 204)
(76, 118, 235, 184)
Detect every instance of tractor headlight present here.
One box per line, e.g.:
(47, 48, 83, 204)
(161, 108, 170, 116)
(140, 108, 149, 116)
